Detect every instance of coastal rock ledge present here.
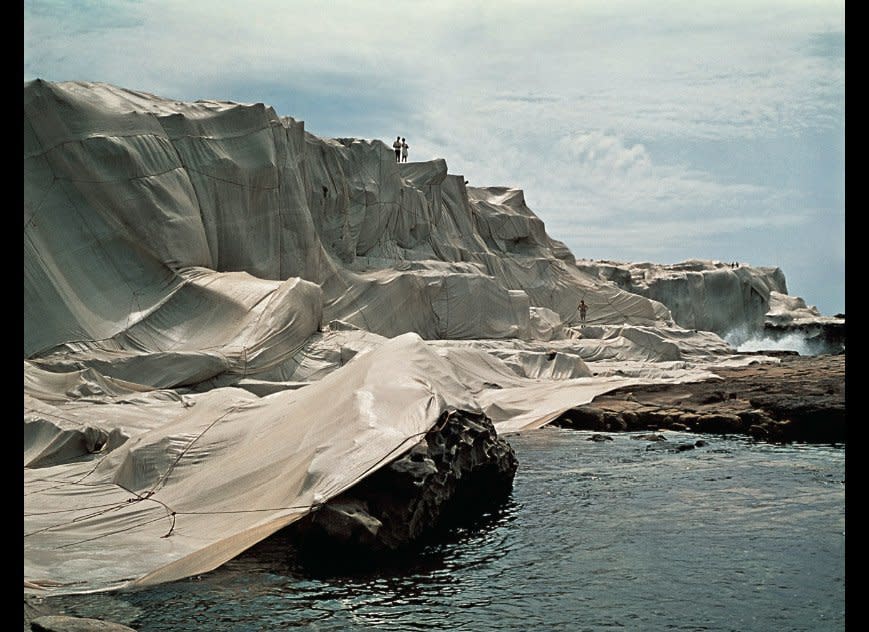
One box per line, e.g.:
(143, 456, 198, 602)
(554, 353, 845, 444)
(290, 409, 518, 556)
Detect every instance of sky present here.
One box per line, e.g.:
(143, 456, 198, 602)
(23, 0, 845, 315)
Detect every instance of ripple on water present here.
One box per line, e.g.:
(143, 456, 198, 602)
(42, 428, 845, 632)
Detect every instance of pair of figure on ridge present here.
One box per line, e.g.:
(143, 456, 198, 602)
(393, 136, 409, 163)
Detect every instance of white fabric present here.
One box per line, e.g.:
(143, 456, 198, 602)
(25, 334, 477, 594)
(23, 80, 800, 596)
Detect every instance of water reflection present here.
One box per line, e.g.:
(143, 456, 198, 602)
(42, 429, 845, 632)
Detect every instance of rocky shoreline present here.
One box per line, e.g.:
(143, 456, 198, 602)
(553, 352, 845, 444)
(23, 356, 844, 630)
(24, 410, 519, 630)
(290, 409, 518, 562)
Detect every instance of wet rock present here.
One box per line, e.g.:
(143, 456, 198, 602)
(556, 354, 844, 444)
(633, 433, 667, 442)
(747, 424, 769, 440)
(699, 391, 727, 404)
(290, 409, 517, 554)
(556, 406, 608, 430)
(587, 433, 614, 442)
(606, 415, 628, 431)
(737, 409, 773, 426)
(620, 410, 640, 429)
(749, 394, 845, 443)
(695, 413, 744, 434)
(675, 440, 705, 451)
(682, 412, 702, 425)
(655, 414, 675, 428)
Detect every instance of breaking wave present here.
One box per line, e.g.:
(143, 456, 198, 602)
(724, 326, 830, 356)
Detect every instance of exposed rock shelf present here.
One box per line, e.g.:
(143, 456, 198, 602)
(554, 353, 845, 443)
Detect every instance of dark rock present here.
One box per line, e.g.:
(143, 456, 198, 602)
(554, 355, 844, 444)
(30, 616, 137, 632)
(656, 414, 674, 428)
(555, 406, 608, 430)
(747, 424, 769, 440)
(738, 409, 773, 426)
(749, 395, 845, 443)
(764, 419, 793, 441)
(587, 433, 613, 442)
(675, 443, 696, 452)
(694, 440, 708, 448)
(698, 391, 727, 404)
(633, 433, 667, 442)
(695, 413, 744, 434)
(606, 415, 628, 431)
(290, 409, 517, 555)
(620, 410, 640, 429)
(677, 412, 700, 428)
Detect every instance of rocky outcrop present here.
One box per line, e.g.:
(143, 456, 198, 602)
(554, 353, 845, 443)
(290, 409, 518, 556)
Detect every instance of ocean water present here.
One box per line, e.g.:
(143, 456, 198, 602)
(723, 327, 842, 356)
(38, 429, 846, 632)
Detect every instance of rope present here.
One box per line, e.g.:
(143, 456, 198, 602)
(26, 404, 461, 547)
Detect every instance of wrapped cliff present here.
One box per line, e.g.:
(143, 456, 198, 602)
(575, 259, 845, 353)
(24, 80, 826, 595)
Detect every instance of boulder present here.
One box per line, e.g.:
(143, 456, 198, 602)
(695, 413, 744, 434)
(290, 409, 517, 555)
(556, 406, 608, 430)
(633, 433, 668, 442)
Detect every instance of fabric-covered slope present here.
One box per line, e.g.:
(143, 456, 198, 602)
(575, 259, 793, 335)
(24, 334, 477, 594)
(25, 79, 674, 383)
(24, 80, 735, 597)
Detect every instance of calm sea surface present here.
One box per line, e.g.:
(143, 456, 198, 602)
(41, 429, 846, 631)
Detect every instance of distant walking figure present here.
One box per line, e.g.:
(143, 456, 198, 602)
(579, 299, 588, 324)
(401, 138, 409, 162)
(393, 136, 402, 162)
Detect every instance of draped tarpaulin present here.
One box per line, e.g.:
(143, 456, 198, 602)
(24, 80, 775, 596)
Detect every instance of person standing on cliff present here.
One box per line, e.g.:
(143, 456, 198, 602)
(579, 299, 588, 324)
(393, 136, 402, 162)
(401, 138, 409, 162)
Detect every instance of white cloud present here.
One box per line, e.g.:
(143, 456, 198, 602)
(556, 132, 652, 178)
